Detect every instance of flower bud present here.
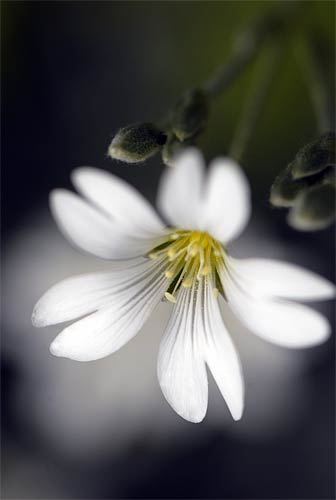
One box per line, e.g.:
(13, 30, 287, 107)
(270, 163, 310, 207)
(288, 182, 336, 231)
(162, 134, 183, 167)
(161, 133, 194, 167)
(170, 88, 209, 142)
(291, 132, 335, 179)
(108, 122, 167, 163)
(321, 165, 336, 186)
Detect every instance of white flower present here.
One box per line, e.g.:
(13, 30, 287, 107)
(32, 148, 335, 423)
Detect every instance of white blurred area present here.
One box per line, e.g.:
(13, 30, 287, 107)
(2, 207, 332, 466)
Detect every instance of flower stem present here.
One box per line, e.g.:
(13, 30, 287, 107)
(296, 36, 332, 134)
(109, 5, 303, 165)
(204, 40, 257, 98)
(204, 5, 297, 98)
(229, 45, 281, 163)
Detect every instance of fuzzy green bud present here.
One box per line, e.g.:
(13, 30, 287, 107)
(162, 134, 183, 167)
(321, 166, 336, 187)
(291, 132, 335, 179)
(108, 122, 167, 163)
(288, 182, 336, 231)
(270, 163, 310, 207)
(170, 88, 209, 142)
(161, 133, 194, 167)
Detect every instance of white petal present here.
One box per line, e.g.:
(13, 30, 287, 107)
(200, 278, 244, 420)
(72, 167, 165, 238)
(157, 147, 204, 229)
(50, 190, 162, 260)
(222, 268, 331, 348)
(200, 157, 251, 243)
(49, 259, 168, 361)
(157, 282, 208, 423)
(228, 257, 336, 301)
(32, 257, 152, 327)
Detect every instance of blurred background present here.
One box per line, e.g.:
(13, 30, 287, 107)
(1, 1, 335, 499)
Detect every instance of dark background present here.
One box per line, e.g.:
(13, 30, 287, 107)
(1, 1, 335, 499)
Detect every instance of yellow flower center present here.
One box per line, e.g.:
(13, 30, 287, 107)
(148, 230, 225, 303)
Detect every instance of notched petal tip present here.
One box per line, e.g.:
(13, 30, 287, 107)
(224, 378, 245, 422)
(327, 283, 336, 299)
(49, 188, 66, 203)
(49, 337, 81, 361)
(311, 320, 332, 346)
(49, 339, 63, 357)
(31, 305, 45, 328)
(159, 380, 208, 423)
(48, 188, 72, 217)
(168, 145, 206, 173)
(49, 334, 100, 362)
(70, 166, 97, 187)
(308, 279, 336, 301)
(200, 156, 251, 244)
(183, 412, 206, 424)
(164, 397, 207, 424)
(31, 297, 54, 328)
(230, 402, 244, 422)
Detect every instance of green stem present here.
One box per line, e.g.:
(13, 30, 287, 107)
(204, 4, 298, 99)
(297, 36, 331, 134)
(110, 5, 303, 165)
(229, 45, 281, 163)
(204, 40, 257, 98)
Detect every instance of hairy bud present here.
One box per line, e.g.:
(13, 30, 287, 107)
(170, 88, 209, 142)
(270, 164, 310, 207)
(288, 182, 336, 231)
(291, 132, 335, 179)
(161, 133, 194, 167)
(108, 122, 167, 163)
(270, 133, 335, 231)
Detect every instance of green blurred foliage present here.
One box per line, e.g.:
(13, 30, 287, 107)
(2, 0, 334, 198)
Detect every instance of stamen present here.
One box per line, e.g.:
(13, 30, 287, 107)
(164, 252, 185, 278)
(200, 243, 212, 276)
(168, 247, 186, 261)
(200, 266, 211, 276)
(169, 230, 190, 240)
(148, 245, 170, 260)
(188, 242, 200, 257)
(182, 256, 200, 287)
(167, 248, 176, 259)
(149, 229, 226, 301)
(167, 237, 188, 259)
(198, 246, 205, 272)
(171, 269, 186, 295)
(165, 292, 177, 303)
(210, 239, 221, 254)
(182, 280, 193, 288)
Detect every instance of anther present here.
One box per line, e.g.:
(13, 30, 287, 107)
(182, 257, 199, 287)
(182, 279, 193, 288)
(170, 233, 179, 240)
(165, 292, 177, 303)
(167, 248, 176, 259)
(188, 242, 200, 257)
(200, 265, 211, 276)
